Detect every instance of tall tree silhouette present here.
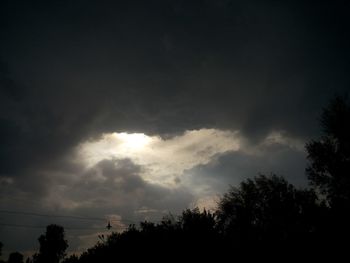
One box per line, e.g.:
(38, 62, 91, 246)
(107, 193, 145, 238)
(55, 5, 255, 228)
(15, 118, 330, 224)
(216, 174, 319, 254)
(306, 96, 350, 254)
(32, 225, 68, 263)
(306, 96, 350, 209)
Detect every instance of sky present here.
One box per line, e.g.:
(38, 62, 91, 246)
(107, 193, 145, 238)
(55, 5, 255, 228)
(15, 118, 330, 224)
(0, 0, 349, 258)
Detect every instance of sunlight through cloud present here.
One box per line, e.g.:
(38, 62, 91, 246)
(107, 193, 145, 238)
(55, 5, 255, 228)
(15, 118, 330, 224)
(112, 132, 152, 150)
(77, 129, 241, 187)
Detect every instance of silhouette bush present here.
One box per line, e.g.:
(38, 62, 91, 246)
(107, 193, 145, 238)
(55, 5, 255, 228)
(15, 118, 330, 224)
(7, 252, 24, 263)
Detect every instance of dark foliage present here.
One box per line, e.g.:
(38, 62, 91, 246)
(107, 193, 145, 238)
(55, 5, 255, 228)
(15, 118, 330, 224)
(7, 252, 24, 263)
(306, 95, 350, 253)
(29, 224, 68, 263)
(306, 96, 350, 209)
(61, 255, 79, 263)
(0, 242, 4, 263)
(217, 175, 320, 242)
(77, 209, 221, 262)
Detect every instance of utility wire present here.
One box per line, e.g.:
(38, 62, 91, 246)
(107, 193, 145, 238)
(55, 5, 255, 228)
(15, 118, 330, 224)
(0, 209, 137, 224)
(0, 209, 105, 221)
(0, 222, 129, 231)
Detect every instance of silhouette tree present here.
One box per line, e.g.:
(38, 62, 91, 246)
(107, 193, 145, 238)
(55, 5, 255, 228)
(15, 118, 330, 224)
(180, 208, 216, 234)
(306, 96, 350, 209)
(7, 252, 24, 263)
(32, 224, 68, 263)
(216, 174, 319, 255)
(306, 96, 350, 254)
(178, 208, 220, 258)
(0, 242, 4, 263)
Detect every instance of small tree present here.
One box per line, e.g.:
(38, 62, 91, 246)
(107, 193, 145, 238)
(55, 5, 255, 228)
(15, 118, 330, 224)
(33, 225, 68, 263)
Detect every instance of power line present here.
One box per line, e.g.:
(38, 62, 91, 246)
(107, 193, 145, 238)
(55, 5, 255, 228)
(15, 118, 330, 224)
(0, 209, 137, 224)
(0, 209, 105, 221)
(0, 222, 129, 231)
(0, 209, 166, 227)
(0, 223, 44, 229)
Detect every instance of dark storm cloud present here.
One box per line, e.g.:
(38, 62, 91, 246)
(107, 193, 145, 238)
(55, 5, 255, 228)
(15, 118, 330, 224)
(1, 0, 347, 175)
(1, 0, 350, 257)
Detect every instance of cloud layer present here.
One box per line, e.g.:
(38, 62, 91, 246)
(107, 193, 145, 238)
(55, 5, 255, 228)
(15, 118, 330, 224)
(78, 129, 240, 186)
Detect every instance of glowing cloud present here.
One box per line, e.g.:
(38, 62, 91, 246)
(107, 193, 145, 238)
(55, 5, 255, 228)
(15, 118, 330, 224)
(77, 129, 241, 186)
(112, 132, 152, 150)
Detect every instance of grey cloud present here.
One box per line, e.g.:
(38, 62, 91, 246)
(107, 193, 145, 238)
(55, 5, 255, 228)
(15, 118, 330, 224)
(64, 158, 193, 215)
(184, 139, 308, 201)
(0, 157, 194, 256)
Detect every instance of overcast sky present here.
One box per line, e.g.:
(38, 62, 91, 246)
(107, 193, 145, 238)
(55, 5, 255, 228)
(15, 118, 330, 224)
(1, 0, 349, 258)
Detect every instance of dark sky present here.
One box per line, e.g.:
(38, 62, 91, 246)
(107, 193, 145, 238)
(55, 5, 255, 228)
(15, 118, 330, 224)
(1, 0, 349, 258)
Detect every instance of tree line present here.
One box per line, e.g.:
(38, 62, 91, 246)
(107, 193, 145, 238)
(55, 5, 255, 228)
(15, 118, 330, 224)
(1, 96, 349, 262)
